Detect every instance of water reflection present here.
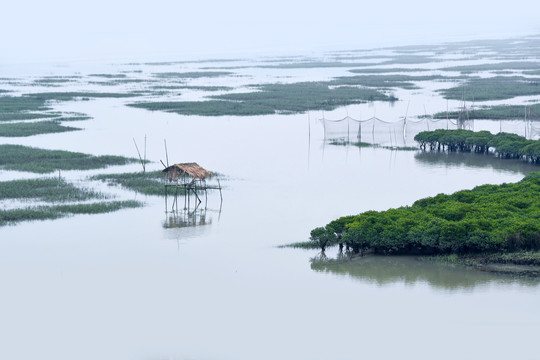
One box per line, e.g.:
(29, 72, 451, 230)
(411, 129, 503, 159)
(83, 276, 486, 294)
(310, 254, 540, 291)
(163, 207, 213, 229)
(415, 151, 539, 174)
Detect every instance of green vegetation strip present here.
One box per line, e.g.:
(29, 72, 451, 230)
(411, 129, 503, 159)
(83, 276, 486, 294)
(0, 144, 136, 173)
(434, 103, 540, 120)
(152, 71, 233, 79)
(0, 178, 106, 202)
(329, 139, 417, 151)
(257, 61, 379, 69)
(308, 171, 540, 255)
(414, 129, 540, 162)
(0, 93, 101, 122)
(0, 120, 80, 137)
(440, 76, 540, 101)
(441, 61, 540, 73)
(27, 92, 135, 101)
(330, 74, 442, 90)
(129, 81, 393, 116)
(0, 95, 51, 121)
(349, 68, 426, 74)
(0, 200, 142, 227)
(88, 73, 128, 78)
(91, 171, 169, 196)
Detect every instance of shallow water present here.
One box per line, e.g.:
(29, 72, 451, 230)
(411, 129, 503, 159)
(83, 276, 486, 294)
(1, 52, 540, 360)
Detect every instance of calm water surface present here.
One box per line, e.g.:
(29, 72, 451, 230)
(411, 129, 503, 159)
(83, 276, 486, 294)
(0, 58, 539, 360)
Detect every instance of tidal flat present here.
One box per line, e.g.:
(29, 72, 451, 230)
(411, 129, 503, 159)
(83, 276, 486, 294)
(1, 35, 540, 360)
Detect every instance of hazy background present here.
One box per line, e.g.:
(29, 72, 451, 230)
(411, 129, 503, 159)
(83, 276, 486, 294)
(1, 0, 539, 64)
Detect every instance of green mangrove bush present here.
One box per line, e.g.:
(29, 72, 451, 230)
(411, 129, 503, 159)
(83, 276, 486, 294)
(414, 129, 540, 163)
(313, 172, 540, 255)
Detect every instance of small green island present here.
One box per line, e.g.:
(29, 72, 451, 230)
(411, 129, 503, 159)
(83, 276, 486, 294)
(300, 129, 540, 277)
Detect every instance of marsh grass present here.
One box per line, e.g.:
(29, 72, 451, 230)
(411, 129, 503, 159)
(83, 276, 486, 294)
(88, 79, 148, 86)
(0, 120, 80, 137)
(433, 103, 540, 120)
(0, 178, 106, 202)
(88, 73, 128, 78)
(0, 94, 94, 122)
(0, 113, 58, 122)
(151, 85, 232, 92)
(441, 61, 540, 73)
(349, 68, 426, 74)
(329, 139, 371, 147)
(329, 139, 417, 151)
(130, 81, 395, 116)
(52, 200, 141, 214)
(91, 171, 170, 196)
(152, 71, 233, 79)
(0, 95, 50, 113)
(0, 144, 137, 173)
(257, 61, 380, 69)
(33, 78, 74, 85)
(331, 74, 445, 90)
(0, 200, 142, 227)
(27, 92, 136, 101)
(440, 77, 540, 101)
(381, 55, 437, 65)
(0, 94, 56, 122)
(279, 241, 320, 249)
(55, 115, 92, 122)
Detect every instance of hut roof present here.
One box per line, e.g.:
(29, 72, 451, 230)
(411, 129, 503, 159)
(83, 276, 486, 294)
(162, 162, 212, 180)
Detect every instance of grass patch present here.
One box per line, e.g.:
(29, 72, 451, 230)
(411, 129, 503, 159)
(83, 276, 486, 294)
(440, 76, 540, 101)
(349, 68, 426, 74)
(0, 94, 95, 122)
(257, 61, 379, 69)
(0, 112, 58, 122)
(329, 139, 371, 147)
(52, 200, 141, 214)
(152, 71, 233, 79)
(0, 144, 137, 173)
(279, 241, 320, 249)
(55, 115, 92, 122)
(441, 61, 540, 74)
(380, 55, 437, 65)
(0, 94, 57, 122)
(0, 200, 142, 227)
(33, 78, 74, 85)
(129, 81, 394, 116)
(0, 178, 106, 202)
(330, 74, 443, 90)
(434, 103, 540, 120)
(0, 120, 80, 137)
(91, 171, 169, 196)
(329, 139, 417, 150)
(0, 95, 50, 113)
(26, 92, 136, 101)
(88, 73, 128, 78)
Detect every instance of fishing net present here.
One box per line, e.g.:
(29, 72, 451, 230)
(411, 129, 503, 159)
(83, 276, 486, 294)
(321, 116, 473, 147)
(321, 114, 534, 146)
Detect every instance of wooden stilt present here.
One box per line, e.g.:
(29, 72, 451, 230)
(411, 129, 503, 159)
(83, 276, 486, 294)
(164, 184, 168, 212)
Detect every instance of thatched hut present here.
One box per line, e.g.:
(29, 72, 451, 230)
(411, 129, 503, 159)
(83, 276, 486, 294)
(162, 163, 212, 184)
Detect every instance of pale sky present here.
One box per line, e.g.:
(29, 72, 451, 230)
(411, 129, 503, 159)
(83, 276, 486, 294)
(1, 0, 539, 64)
